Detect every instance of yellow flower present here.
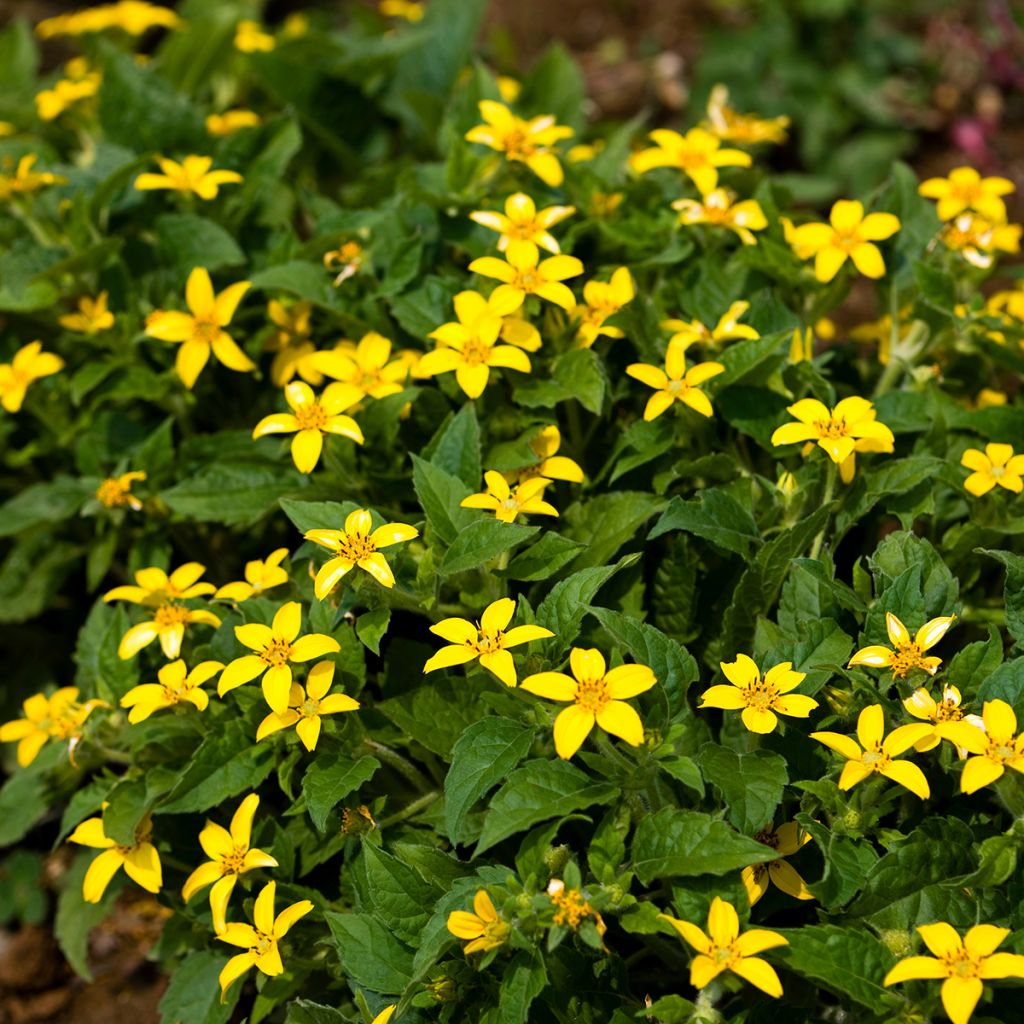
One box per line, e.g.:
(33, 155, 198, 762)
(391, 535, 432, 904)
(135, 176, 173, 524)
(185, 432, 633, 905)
(267, 299, 319, 386)
(418, 289, 532, 399)
(447, 890, 509, 954)
(573, 267, 635, 348)
(35, 61, 101, 121)
(469, 240, 583, 312)
(253, 381, 363, 474)
(206, 109, 262, 136)
(469, 192, 575, 253)
(673, 188, 768, 245)
(810, 704, 933, 799)
(216, 549, 290, 602)
(379, 0, 425, 19)
(849, 611, 955, 679)
(521, 647, 656, 759)
(0, 155, 67, 201)
(465, 101, 573, 187)
(954, 699, 1024, 794)
(120, 659, 222, 723)
(423, 597, 553, 688)
(304, 508, 418, 596)
(217, 881, 313, 999)
(884, 922, 1024, 1024)
(496, 76, 521, 103)
(850, 309, 913, 365)
(461, 471, 558, 523)
(95, 471, 146, 509)
(567, 141, 604, 163)
(771, 396, 894, 469)
(311, 331, 409, 403)
(903, 686, 985, 753)
(506, 425, 584, 484)
(104, 562, 216, 605)
(69, 813, 162, 903)
(660, 896, 787, 997)
(741, 822, 813, 907)
(0, 688, 104, 767)
(323, 240, 364, 285)
(961, 443, 1024, 496)
(371, 1008, 396, 1024)
(235, 19, 275, 52)
(662, 300, 759, 354)
(0, 341, 64, 413)
(699, 655, 818, 734)
(145, 267, 254, 388)
(787, 200, 900, 282)
(36, 1, 181, 37)
(974, 388, 1008, 410)
(703, 84, 789, 145)
(60, 292, 116, 335)
(218, 601, 341, 714)
(135, 155, 242, 200)
(787, 318, 835, 364)
(626, 348, 724, 421)
(590, 190, 623, 218)
(256, 661, 360, 751)
(630, 127, 751, 193)
(940, 212, 1022, 269)
(182, 793, 278, 933)
(919, 166, 1015, 223)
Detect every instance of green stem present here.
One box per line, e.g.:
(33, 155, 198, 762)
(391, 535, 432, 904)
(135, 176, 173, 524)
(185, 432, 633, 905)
(808, 460, 837, 561)
(363, 739, 433, 792)
(378, 790, 440, 830)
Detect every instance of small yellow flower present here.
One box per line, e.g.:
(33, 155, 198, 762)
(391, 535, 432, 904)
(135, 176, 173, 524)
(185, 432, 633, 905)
(919, 166, 1015, 223)
(311, 331, 408, 404)
(252, 381, 363, 474)
(506, 425, 584, 484)
(662, 300, 759, 354)
(521, 647, 656, 759)
(884, 921, 1024, 1024)
(469, 240, 583, 312)
(304, 508, 419, 596)
(974, 388, 1008, 410)
(630, 127, 751, 193)
(217, 882, 313, 999)
(469, 192, 575, 253)
(848, 611, 956, 679)
(626, 349, 724, 421)
(703, 84, 789, 145)
(256, 661, 360, 751)
(0, 341, 64, 413)
(0, 688, 104, 767)
(234, 19, 275, 52)
(673, 188, 768, 245)
(0, 122, 16, 137)
(810, 704, 933, 799)
(60, 292, 115, 335)
(182, 793, 278, 933)
(465, 101, 573, 187)
(267, 299, 319, 386)
(741, 822, 813, 907)
(954, 699, 1024, 794)
(215, 549, 290, 602)
(120, 659, 222, 723)
(771, 396, 894, 469)
(940, 212, 1022, 269)
(850, 309, 912, 365)
(590, 190, 623, 218)
(145, 267, 254, 388)
(447, 890, 509, 954)
(787, 319, 835, 364)
(573, 267, 635, 348)
(423, 597, 553, 688)
(35, 60, 101, 121)
(698, 655, 818, 734)
(104, 562, 216, 605)
(379, 0, 425, 19)
(69, 813, 161, 903)
(660, 896, 787, 997)
(961, 443, 1024, 496)
(903, 686, 984, 753)
(787, 200, 900, 282)
(135, 155, 242, 200)
(206, 109, 262, 136)
(323, 240, 364, 285)
(461, 471, 558, 523)
(496, 76, 521, 103)
(0, 155, 67, 202)
(218, 601, 341, 714)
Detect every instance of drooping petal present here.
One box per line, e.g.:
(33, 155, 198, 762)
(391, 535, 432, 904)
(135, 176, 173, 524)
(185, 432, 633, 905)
(940, 976, 983, 1024)
(182, 860, 224, 902)
(82, 849, 124, 903)
(732, 957, 783, 998)
(660, 914, 711, 953)
(552, 703, 595, 759)
(596, 701, 645, 746)
(479, 649, 517, 688)
(121, 842, 162, 892)
(208, 873, 237, 933)
(423, 645, 478, 673)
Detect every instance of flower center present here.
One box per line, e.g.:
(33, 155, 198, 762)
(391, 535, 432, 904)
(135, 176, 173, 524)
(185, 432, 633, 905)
(461, 338, 491, 366)
(502, 129, 535, 160)
(472, 630, 504, 655)
(814, 416, 849, 439)
(483, 918, 510, 944)
(711, 943, 738, 967)
(862, 745, 891, 771)
(336, 532, 377, 562)
(154, 603, 191, 628)
(190, 316, 220, 346)
(666, 379, 687, 395)
(261, 638, 294, 667)
(96, 478, 130, 507)
(575, 675, 610, 714)
(676, 150, 706, 170)
(742, 679, 779, 711)
(510, 218, 541, 240)
(511, 269, 540, 292)
(753, 828, 780, 851)
(300, 697, 321, 718)
(987, 738, 1016, 762)
(251, 931, 274, 957)
(221, 845, 247, 874)
(831, 228, 863, 251)
(890, 644, 925, 678)
(294, 402, 328, 430)
(934, 699, 963, 723)
(991, 466, 1006, 478)
(943, 950, 981, 979)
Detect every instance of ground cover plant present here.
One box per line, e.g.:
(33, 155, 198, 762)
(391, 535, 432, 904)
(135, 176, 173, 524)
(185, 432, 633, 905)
(2, 1, 1024, 1022)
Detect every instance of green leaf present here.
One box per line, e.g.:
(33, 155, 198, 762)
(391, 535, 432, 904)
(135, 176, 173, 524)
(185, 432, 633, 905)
(101, 776, 150, 847)
(411, 454, 474, 546)
(158, 950, 238, 1024)
(518, 43, 585, 128)
(798, 817, 879, 911)
(0, 19, 38, 89)
(0, 744, 61, 847)
(498, 532, 584, 581)
(249, 260, 338, 309)
(423, 403, 481, 487)
(155, 213, 246, 272)
(302, 756, 380, 832)
(498, 951, 548, 1024)
(0, 476, 91, 538)
(647, 489, 760, 556)
(356, 608, 391, 655)
(280, 498, 359, 534)
(513, 349, 606, 414)
(979, 549, 1024, 646)
(378, 673, 489, 757)
(323, 911, 414, 994)
(360, 841, 440, 944)
(977, 658, 1024, 715)
(55, 851, 119, 980)
(712, 331, 787, 389)
(697, 745, 788, 834)
(562, 492, 665, 569)
(440, 519, 539, 576)
(947, 626, 1003, 692)
(163, 461, 308, 526)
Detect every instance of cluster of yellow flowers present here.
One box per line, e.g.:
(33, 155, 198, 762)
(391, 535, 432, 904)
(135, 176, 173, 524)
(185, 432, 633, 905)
(35, 0, 181, 38)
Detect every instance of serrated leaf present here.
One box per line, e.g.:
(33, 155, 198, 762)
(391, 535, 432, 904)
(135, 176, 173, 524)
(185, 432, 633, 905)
(440, 519, 539, 576)
(302, 756, 380, 832)
(697, 745, 788, 834)
(323, 911, 414, 993)
(647, 488, 760, 556)
(360, 841, 439, 943)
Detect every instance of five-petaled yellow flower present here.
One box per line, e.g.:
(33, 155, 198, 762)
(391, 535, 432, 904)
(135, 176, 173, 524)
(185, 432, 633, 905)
(704, 84, 789, 145)
(465, 101, 573, 187)
(630, 127, 751, 193)
(955, 699, 1024, 794)
(660, 896, 787, 997)
(918, 167, 1015, 223)
(810, 704, 933, 799)
(120, 659, 223, 723)
(904, 686, 984, 753)
(218, 601, 341, 714)
(96, 471, 146, 510)
(423, 597, 553, 688)
(470, 192, 575, 253)
(663, 300, 759, 353)
(1, 688, 104, 767)
(69, 813, 162, 903)
(940, 212, 1021, 269)
(961, 443, 1024, 496)
(447, 889, 509, 954)
(145, 267, 255, 388)
(849, 611, 955, 679)
(0, 341, 64, 413)
(216, 549, 290, 602)
(786, 200, 900, 282)
(506, 425, 584, 484)
(673, 188, 768, 245)
(574, 268, 635, 348)
(217, 882, 313, 999)
(741, 822, 813, 907)
(884, 922, 1024, 1024)
(470, 240, 583, 312)
(521, 648, 656, 759)
(182, 793, 278, 933)
(699, 655, 818, 734)
(626, 349, 724, 421)
(59, 292, 115, 335)
(256, 661, 360, 751)
(253, 381, 363, 474)
(304, 508, 419, 596)
(312, 331, 408, 404)
(267, 299, 319, 386)
(206, 109, 261, 137)
(461, 471, 558, 523)
(135, 155, 242, 200)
